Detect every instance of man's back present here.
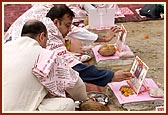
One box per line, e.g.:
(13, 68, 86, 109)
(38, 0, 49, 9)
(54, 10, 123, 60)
(3, 37, 47, 111)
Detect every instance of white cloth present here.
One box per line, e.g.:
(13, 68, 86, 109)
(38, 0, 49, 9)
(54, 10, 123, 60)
(68, 25, 98, 45)
(38, 98, 75, 111)
(38, 77, 88, 111)
(3, 37, 48, 111)
(66, 76, 87, 101)
(3, 37, 87, 111)
(4, 4, 98, 45)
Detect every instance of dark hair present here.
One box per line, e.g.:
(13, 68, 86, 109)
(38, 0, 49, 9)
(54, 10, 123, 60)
(46, 4, 75, 21)
(21, 19, 47, 39)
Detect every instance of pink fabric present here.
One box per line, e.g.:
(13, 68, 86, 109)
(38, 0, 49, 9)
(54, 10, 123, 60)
(92, 44, 133, 62)
(107, 78, 164, 104)
(32, 49, 78, 97)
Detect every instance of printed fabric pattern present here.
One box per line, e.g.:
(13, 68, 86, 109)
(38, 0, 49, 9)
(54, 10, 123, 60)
(32, 49, 79, 97)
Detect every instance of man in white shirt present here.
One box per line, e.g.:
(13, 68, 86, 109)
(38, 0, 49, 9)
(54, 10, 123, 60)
(4, 4, 134, 87)
(45, 4, 134, 86)
(3, 19, 87, 111)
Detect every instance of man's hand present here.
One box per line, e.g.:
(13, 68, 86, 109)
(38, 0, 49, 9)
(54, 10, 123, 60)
(112, 69, 134, 82)
(104, 26, 122, 42)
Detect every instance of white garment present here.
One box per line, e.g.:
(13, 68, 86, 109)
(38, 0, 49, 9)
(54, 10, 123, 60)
(66, 76, 87, 101)
(4, 4, 98, 45)
(68, 25, 97, 45)
(38, 98, 75, 111)
(3, 37, 87, 111)
(38, 77, 87, 111)
(3, 37, 48, 111)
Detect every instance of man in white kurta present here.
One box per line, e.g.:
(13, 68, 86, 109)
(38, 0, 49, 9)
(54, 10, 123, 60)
(3, 19, 87, 111)
(3, 36, 48, 111)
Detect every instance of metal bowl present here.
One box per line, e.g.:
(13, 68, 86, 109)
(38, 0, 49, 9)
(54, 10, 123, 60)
(87, 92, 109, 105)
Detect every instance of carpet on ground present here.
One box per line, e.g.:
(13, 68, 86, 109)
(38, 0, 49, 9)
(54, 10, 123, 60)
(3, 4, 163, 32)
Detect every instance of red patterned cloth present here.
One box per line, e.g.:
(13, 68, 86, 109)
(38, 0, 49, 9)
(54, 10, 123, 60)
(116, 4, 149, 23)
(4, 4, 32, 31)
(120, 7, 134, 15)
(4, 4, 160, 32)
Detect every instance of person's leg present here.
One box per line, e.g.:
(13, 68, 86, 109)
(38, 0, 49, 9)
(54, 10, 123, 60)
(72, 63, 114, 86)
(66, 77, 87, 101)
(38, 98, 75, 111)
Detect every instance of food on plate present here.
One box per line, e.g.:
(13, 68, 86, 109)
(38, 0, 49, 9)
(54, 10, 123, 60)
(119, 85, 134, 97)
(98, 44, 116, 56)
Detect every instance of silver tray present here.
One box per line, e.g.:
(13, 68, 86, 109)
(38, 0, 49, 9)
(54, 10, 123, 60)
(86, 92, 109, 105)
(75, 92, 109, 109)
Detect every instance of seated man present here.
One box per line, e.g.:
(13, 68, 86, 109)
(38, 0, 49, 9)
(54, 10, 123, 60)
(4, 4, 121, 45)
(45, 4, 134, 86)
(3, 19, 87, 111)
(4, 4, 134, 87)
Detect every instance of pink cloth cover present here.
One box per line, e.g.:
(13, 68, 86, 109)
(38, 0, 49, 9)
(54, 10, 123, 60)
(107, 78, 164, 104)
(92, 44, 133, 62)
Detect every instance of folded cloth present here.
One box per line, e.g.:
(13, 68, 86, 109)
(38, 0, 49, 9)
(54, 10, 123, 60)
(32, 49, 78, 97)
